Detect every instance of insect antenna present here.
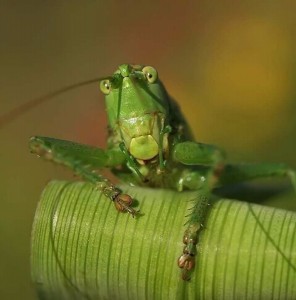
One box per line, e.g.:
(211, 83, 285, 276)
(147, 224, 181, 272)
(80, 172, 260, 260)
(0, 77, 106, 129)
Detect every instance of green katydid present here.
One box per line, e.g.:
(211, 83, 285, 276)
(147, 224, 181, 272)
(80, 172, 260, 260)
(1, 63, 296, 281)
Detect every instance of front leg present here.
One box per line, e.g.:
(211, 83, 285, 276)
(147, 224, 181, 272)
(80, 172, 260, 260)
(29, 136, 139, 217)
(173, 141, 225, 280)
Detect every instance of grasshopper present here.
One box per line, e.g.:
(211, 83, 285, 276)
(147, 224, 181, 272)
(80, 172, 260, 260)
(2, 63, 296, 280)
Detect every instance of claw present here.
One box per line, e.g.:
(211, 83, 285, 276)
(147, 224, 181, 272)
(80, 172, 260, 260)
(181, 269, 192, 281)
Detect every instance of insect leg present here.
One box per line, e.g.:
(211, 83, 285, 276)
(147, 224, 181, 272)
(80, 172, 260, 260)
(219, 163, 296, 192)
(173, 141, 226, 280)
(29, 136, 138, 217)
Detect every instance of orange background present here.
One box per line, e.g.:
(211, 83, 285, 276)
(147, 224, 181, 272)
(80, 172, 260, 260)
(1, 2, 296, 299)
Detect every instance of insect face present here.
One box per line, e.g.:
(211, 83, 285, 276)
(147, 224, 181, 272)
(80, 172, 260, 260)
(100, 64, 170, 161)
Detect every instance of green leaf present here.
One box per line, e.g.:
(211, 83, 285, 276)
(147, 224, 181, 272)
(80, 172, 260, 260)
(31, 181, 296, 299)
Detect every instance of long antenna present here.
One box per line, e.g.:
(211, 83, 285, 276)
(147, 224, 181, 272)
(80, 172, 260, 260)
(0, 77, 102, 129)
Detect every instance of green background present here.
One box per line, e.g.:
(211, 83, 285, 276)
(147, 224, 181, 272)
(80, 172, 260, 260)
(1, 2, 296, 299)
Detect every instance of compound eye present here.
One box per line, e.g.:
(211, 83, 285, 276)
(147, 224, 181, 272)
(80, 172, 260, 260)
(100, 79, 111, 95)
(142, 66, 158, 83)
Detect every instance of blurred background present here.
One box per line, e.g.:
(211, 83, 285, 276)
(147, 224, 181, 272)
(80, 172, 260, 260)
(0, 1, 296, 299)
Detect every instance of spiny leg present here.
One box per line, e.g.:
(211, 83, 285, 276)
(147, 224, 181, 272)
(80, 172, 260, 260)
(173, 141, 225, 280)
(177, 158, 296, 280)
(177, 190, 210, 281)
(219, 163, 296, 193)
(29, 136, 139, 217)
